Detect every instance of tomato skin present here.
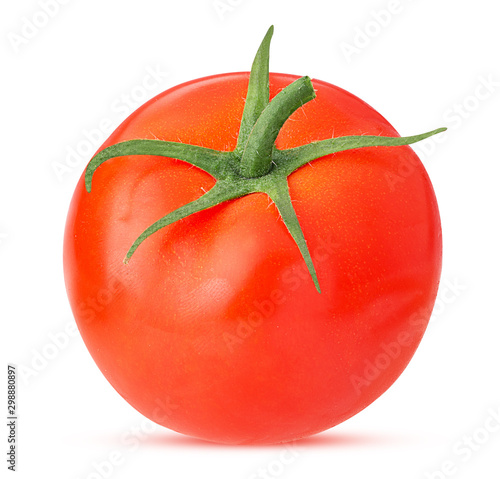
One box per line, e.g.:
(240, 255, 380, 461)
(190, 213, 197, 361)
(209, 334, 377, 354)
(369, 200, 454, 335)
(64, 72, 441, 444)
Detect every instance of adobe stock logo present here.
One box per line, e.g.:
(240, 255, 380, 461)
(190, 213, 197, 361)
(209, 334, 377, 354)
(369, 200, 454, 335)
(7, 0, 73, 53)
(248, 441, 301, 479)
(19, 320, 79, 385)
(222, 234, 339, 353)
(0, 232, 8, 248)
(212, 0, 245, 21)
(424, 406, 500, 478)
(350, 331, 413, 395)
(349, 276, 467, 395)
(340, 0, 404, 63)
(19, 275, 125, 385)
(51, 65, 170, 182)
(75, 276, 124, 325)
(385, 75, 499, 191)
(76, 396, 179, 479)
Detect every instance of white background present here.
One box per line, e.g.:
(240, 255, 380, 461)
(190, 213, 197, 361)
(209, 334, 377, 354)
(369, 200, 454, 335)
(1, 0, 499, 478)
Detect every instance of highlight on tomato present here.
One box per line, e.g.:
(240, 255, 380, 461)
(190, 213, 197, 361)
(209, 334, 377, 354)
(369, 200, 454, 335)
(64, 26, 445, 445)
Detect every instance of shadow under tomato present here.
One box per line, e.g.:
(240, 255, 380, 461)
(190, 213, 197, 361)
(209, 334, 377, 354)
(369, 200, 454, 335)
(141, 429, 421, 449)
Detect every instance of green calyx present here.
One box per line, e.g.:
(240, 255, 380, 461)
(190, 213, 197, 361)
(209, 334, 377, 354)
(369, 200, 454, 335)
(85, 25, 446, 293)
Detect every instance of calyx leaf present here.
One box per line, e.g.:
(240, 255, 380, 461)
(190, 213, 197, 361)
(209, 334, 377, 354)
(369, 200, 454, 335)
(85, 26, 446, 293)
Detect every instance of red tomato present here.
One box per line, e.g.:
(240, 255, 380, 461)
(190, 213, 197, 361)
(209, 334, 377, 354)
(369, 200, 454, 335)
(64, 30, 442, 445)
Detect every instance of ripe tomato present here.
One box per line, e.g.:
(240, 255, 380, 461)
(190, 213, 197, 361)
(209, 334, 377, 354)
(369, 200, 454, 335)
(64, 27, 442, 444)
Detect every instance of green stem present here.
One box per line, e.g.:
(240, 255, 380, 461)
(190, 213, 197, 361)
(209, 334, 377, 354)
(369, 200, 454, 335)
(124, 181, 245, 263)
(84, 26, 448, 294)
(239, 76, 316, 178)
(274, 128, 447, 175)
(85, 139, 225, 192)
(267, 180, 321, 293)
(235, 25, 273, 155)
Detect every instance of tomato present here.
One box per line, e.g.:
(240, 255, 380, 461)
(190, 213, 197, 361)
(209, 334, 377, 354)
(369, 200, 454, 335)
(64, 27, 443, 444)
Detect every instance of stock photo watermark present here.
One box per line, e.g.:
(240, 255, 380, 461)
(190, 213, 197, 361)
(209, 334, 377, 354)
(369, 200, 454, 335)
(350, 276, 467, 395)
(19, 275, 124, 386)
(424, 405, 500, 478)
(6, 365, 18, 472)
(76, 275, 124, 326)
(75, 397, 178, 479)
(386, 73, 499, 191)
(408, 277, 468, 332)
(212, 0, 245, 21)
(350, 330, 413, 395)
(7, 0, 73, 53)
(248, 441, 301, 479)
(51, 65, 170, 182)
(222, 234, 339, 353)
(340, 0, 405, 63)
(18, 320, 79, 386)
